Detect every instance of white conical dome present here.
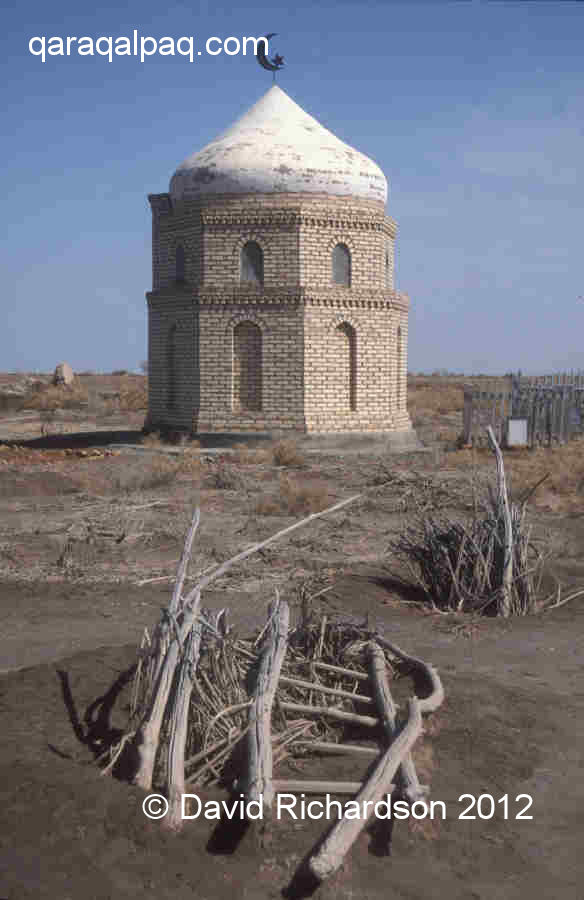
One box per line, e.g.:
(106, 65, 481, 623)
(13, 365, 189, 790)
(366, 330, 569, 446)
(170, 85, 387, 204)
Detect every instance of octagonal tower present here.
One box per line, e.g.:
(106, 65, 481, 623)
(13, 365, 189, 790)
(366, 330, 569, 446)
(146, 85, 414, 436)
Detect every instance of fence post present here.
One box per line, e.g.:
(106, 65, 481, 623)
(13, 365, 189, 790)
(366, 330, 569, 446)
(511, 371, 521, 416)
(463, 388, 474, 445)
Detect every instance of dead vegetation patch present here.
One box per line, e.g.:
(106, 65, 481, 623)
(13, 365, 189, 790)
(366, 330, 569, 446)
(229, 439, 307, 468)
(270, 438, 307, 468)
(255, 475, 330, 516)
(20, 384, 89, 412)
(386, 429, 575, 617)
(115, 377, 148, 411)
(407, 382, 464, 417)
(229, 442, 272, 465)
(445, 440, 584, 513)
(205, 460, 248, 491)
(72, 452, 201, 496)
(18, 376, 148, 421)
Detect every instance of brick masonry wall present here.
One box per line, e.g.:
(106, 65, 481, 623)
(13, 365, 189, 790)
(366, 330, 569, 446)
(302, 295, 409, 432)
(146, 191, 412, 435)
(147, 290, 198, 431)
(195, 297, 305, 433)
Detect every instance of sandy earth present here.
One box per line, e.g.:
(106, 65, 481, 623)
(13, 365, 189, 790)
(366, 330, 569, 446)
(1, 404, 583, 899)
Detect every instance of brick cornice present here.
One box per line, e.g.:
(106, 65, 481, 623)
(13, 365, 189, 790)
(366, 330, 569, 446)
(148, 193, 172, 215)
(382, 216, 398, 239)
(147, 284, 409, 311)
(201, 211, 386, 231)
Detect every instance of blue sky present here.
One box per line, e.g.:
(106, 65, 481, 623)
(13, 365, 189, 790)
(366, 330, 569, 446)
(1, 0, 582, 375)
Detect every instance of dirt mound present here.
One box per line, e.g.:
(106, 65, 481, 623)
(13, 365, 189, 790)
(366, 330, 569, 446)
(1, 602, 578, 899)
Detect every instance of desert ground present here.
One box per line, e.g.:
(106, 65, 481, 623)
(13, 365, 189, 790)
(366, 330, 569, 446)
(1, 372, 583, 899)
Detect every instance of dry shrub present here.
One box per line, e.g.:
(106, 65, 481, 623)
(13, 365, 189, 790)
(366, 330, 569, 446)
(270, 438, 306, 468)
(108, 457, 183, 493)
(74, 452, 200, 496)
(228, 439, 306, 467)
(20, 384, 89, 411)
(205, 461, 246, 490)
(81, 377, 148, 416)
(118, 377, 148, 411)
(389, 470, 550, 616)
(255, 474, 329, 516)
(446, 441, 584, 513)
(229, 442, 271, 465)
(407, 384, 464, 417)
(176, 449, 202, 477)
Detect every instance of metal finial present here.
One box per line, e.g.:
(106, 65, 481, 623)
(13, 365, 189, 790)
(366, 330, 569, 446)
(256, 33, 285, 77)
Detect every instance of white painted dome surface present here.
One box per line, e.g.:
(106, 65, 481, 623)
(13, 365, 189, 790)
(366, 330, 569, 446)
(170, 85, 387, 204)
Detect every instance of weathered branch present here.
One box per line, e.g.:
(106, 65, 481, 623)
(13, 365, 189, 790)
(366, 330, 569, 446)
(170, 508, 201, 616)
(309, 697, 423, 881)
(273, 779, 429, 795)
(293, 741, 379, 758)
(133, 590, 202, 790)
(279, 701, 378, 728)
(244, 594, 290, 832)
(278, 675, 374, 705)
(368, 642, 425, 803)
(164, 621, 202, 831)
(180, 494, 362, 610)
(371, 635, 444, 714)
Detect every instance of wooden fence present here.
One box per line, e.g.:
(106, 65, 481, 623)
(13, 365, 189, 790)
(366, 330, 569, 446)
(516, 371, 584, 388)
(462, 372, 584, 447)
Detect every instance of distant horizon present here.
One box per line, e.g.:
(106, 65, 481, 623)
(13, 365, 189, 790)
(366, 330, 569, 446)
(5, 366, 584, 380)
(2, 1, 582, 375)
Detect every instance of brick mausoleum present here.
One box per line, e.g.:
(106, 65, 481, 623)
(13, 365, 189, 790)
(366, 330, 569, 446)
(145, 84, 415, 439)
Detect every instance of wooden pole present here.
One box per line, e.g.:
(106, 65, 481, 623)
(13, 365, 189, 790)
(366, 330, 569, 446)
(371, 635, 444, 713)
(278, 675, 374, 705)
(164, 621, 202, 831)
(368, 642, 424, 802)
(133, 590, 202, 790)
(292, 741, 379, 758)
(486, 426, 513, 617)
(244, 594, 289, 841)
(133, 508, 203, 791)
(279, 701, 379, 729)
(308, 698, 422, 882)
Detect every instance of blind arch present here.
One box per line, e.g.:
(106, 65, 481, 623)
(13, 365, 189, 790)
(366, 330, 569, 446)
(233, 321, 262, 411)
(240, 241, 264, 285)
(175, 245, 185, 282)
(332, 243, 351, 287)
(335, 321, 357, 411)
(396, 325, 403, 410)
(167, 324, 178, 409)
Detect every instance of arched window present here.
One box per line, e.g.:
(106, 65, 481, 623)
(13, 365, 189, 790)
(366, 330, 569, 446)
(240, 241, 264, 285)
(233, 321, 262, 411)
(175, 245, 185, 283)
(335, 322, 357, 411)
(167, 324, 178, 409)
(332, 243, 351, 287)
(396, 325, 403, 410)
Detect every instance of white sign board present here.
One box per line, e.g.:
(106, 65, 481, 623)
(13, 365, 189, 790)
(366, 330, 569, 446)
(507, 418, 528, 447)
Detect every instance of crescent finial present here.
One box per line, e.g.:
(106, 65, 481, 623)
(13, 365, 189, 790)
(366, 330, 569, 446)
(256, 33, 285, 75)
